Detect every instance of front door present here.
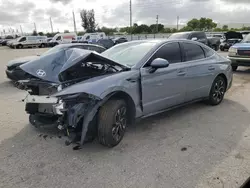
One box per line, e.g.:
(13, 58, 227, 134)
(140, 42, 187, 115)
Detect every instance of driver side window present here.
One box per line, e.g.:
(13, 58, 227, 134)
(144, 42, 182, 67)
(56, 36, 61, 40)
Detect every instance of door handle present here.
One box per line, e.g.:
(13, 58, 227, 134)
(177, 71, 186, 76)
(208, 66, 215, 71)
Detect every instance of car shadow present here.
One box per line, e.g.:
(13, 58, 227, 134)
(0, 99, 250, 188)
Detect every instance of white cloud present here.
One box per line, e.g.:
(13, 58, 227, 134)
(0, 0, 250, 35)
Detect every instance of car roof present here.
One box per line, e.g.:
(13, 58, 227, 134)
(59, 43, 106, 49)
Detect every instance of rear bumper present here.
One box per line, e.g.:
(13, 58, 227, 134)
(227, 56, 250, 66)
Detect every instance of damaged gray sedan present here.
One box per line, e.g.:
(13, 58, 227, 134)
(22, 39, 233, 147)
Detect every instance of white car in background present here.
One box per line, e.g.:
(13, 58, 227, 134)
(48, 33, 77, 47)
(10, 36, 48, 49)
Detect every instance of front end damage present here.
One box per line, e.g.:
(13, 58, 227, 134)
(56, 93, 105, 145)
(17, 48, 131, 146)
(18, 79, 62, 127)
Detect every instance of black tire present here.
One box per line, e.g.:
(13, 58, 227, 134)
(98, 100, 127, 147)
(17, 44, 23, 49)
(220, 47, 224, 51)
(207, 76, 226, 106)
(212, 45, 219, 51)
(40, 43, 45, 48)
(232, 65, 238, 71)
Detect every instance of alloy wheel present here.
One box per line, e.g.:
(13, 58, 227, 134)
(112, 106, 127, 142)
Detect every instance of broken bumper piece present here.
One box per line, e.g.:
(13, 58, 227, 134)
(23, 94, 65, 115)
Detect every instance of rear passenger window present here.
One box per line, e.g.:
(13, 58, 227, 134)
(202, 47, 214, 57)
(182, 43, 205, 61)
(151, 42, 182, 64)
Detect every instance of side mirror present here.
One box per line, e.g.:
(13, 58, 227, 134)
(149, 58, 169, 73)
(191, 37, 198, 41)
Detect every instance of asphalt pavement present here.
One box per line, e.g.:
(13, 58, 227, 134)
(0, 47, 250, 188)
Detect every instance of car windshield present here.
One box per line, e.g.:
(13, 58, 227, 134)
(41, 45, 65, 57)
(241, 34, 250, 43)
(168, 33, 190, 39)
(101, 41, 158, 67)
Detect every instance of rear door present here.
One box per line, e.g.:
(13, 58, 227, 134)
(180, 42, 216, 101)
(141, 42, 188, 115)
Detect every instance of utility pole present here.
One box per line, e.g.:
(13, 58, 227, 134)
(129, 0, 132, 41)
(50, 17, 54, 33)
(177, 16, 179, 30)
(20, 25, 23, 35)
(156, 15, 159, 33)
(72, 11, 77, 34)
(34, 22, 37, 33)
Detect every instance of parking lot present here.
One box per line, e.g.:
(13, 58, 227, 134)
(1, 47, 250, 188)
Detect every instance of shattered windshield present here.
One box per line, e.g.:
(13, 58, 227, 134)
(101, 41, 157, 67)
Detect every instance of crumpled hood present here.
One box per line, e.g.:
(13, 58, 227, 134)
(7, 56, 38, 67)
(20, 48, 129, 84)
(225, 31, 243, 40)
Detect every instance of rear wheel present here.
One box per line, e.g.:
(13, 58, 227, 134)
(207, 76, 226, 106)
(232, 65, 238, 71)
(98, 100, 127, 147)
(40, 43, 45, 48)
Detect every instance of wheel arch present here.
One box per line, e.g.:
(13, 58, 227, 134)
(102, 91, 136, 125)
(217, 73, 228, 88)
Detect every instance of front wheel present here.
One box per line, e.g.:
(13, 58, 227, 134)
(16, 44, 23, 49)
(207, 76, 226, 106)
(98, 100, 127, 147)
(232, 65, 238, 71)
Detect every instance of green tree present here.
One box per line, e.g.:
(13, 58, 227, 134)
(64, 30, 70, 33)
(38, 32, 44, 36)
(213, 28, 223, 32)
(77, 31, 85, 36)
(80, 9, 97, 32)
(222, 25, 228, 31)
(187, 18, 200, 30)
(179, 26, 193, 32)
(100, 26, 117, 35)
(186, 17, 217, 31)
(164, 27, 172, 33)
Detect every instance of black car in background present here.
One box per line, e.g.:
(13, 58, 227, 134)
(113, 37, 128, 44)
(5, 43, 106, 81)
(220, 38, 242, 51)
(168, 31, 220, 51)
(0, 35, 15, 46)
(219, 31, 243, 51)
(97, 39, 115, 49)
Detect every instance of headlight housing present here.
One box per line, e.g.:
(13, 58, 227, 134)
(228, 47, 237, 56)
